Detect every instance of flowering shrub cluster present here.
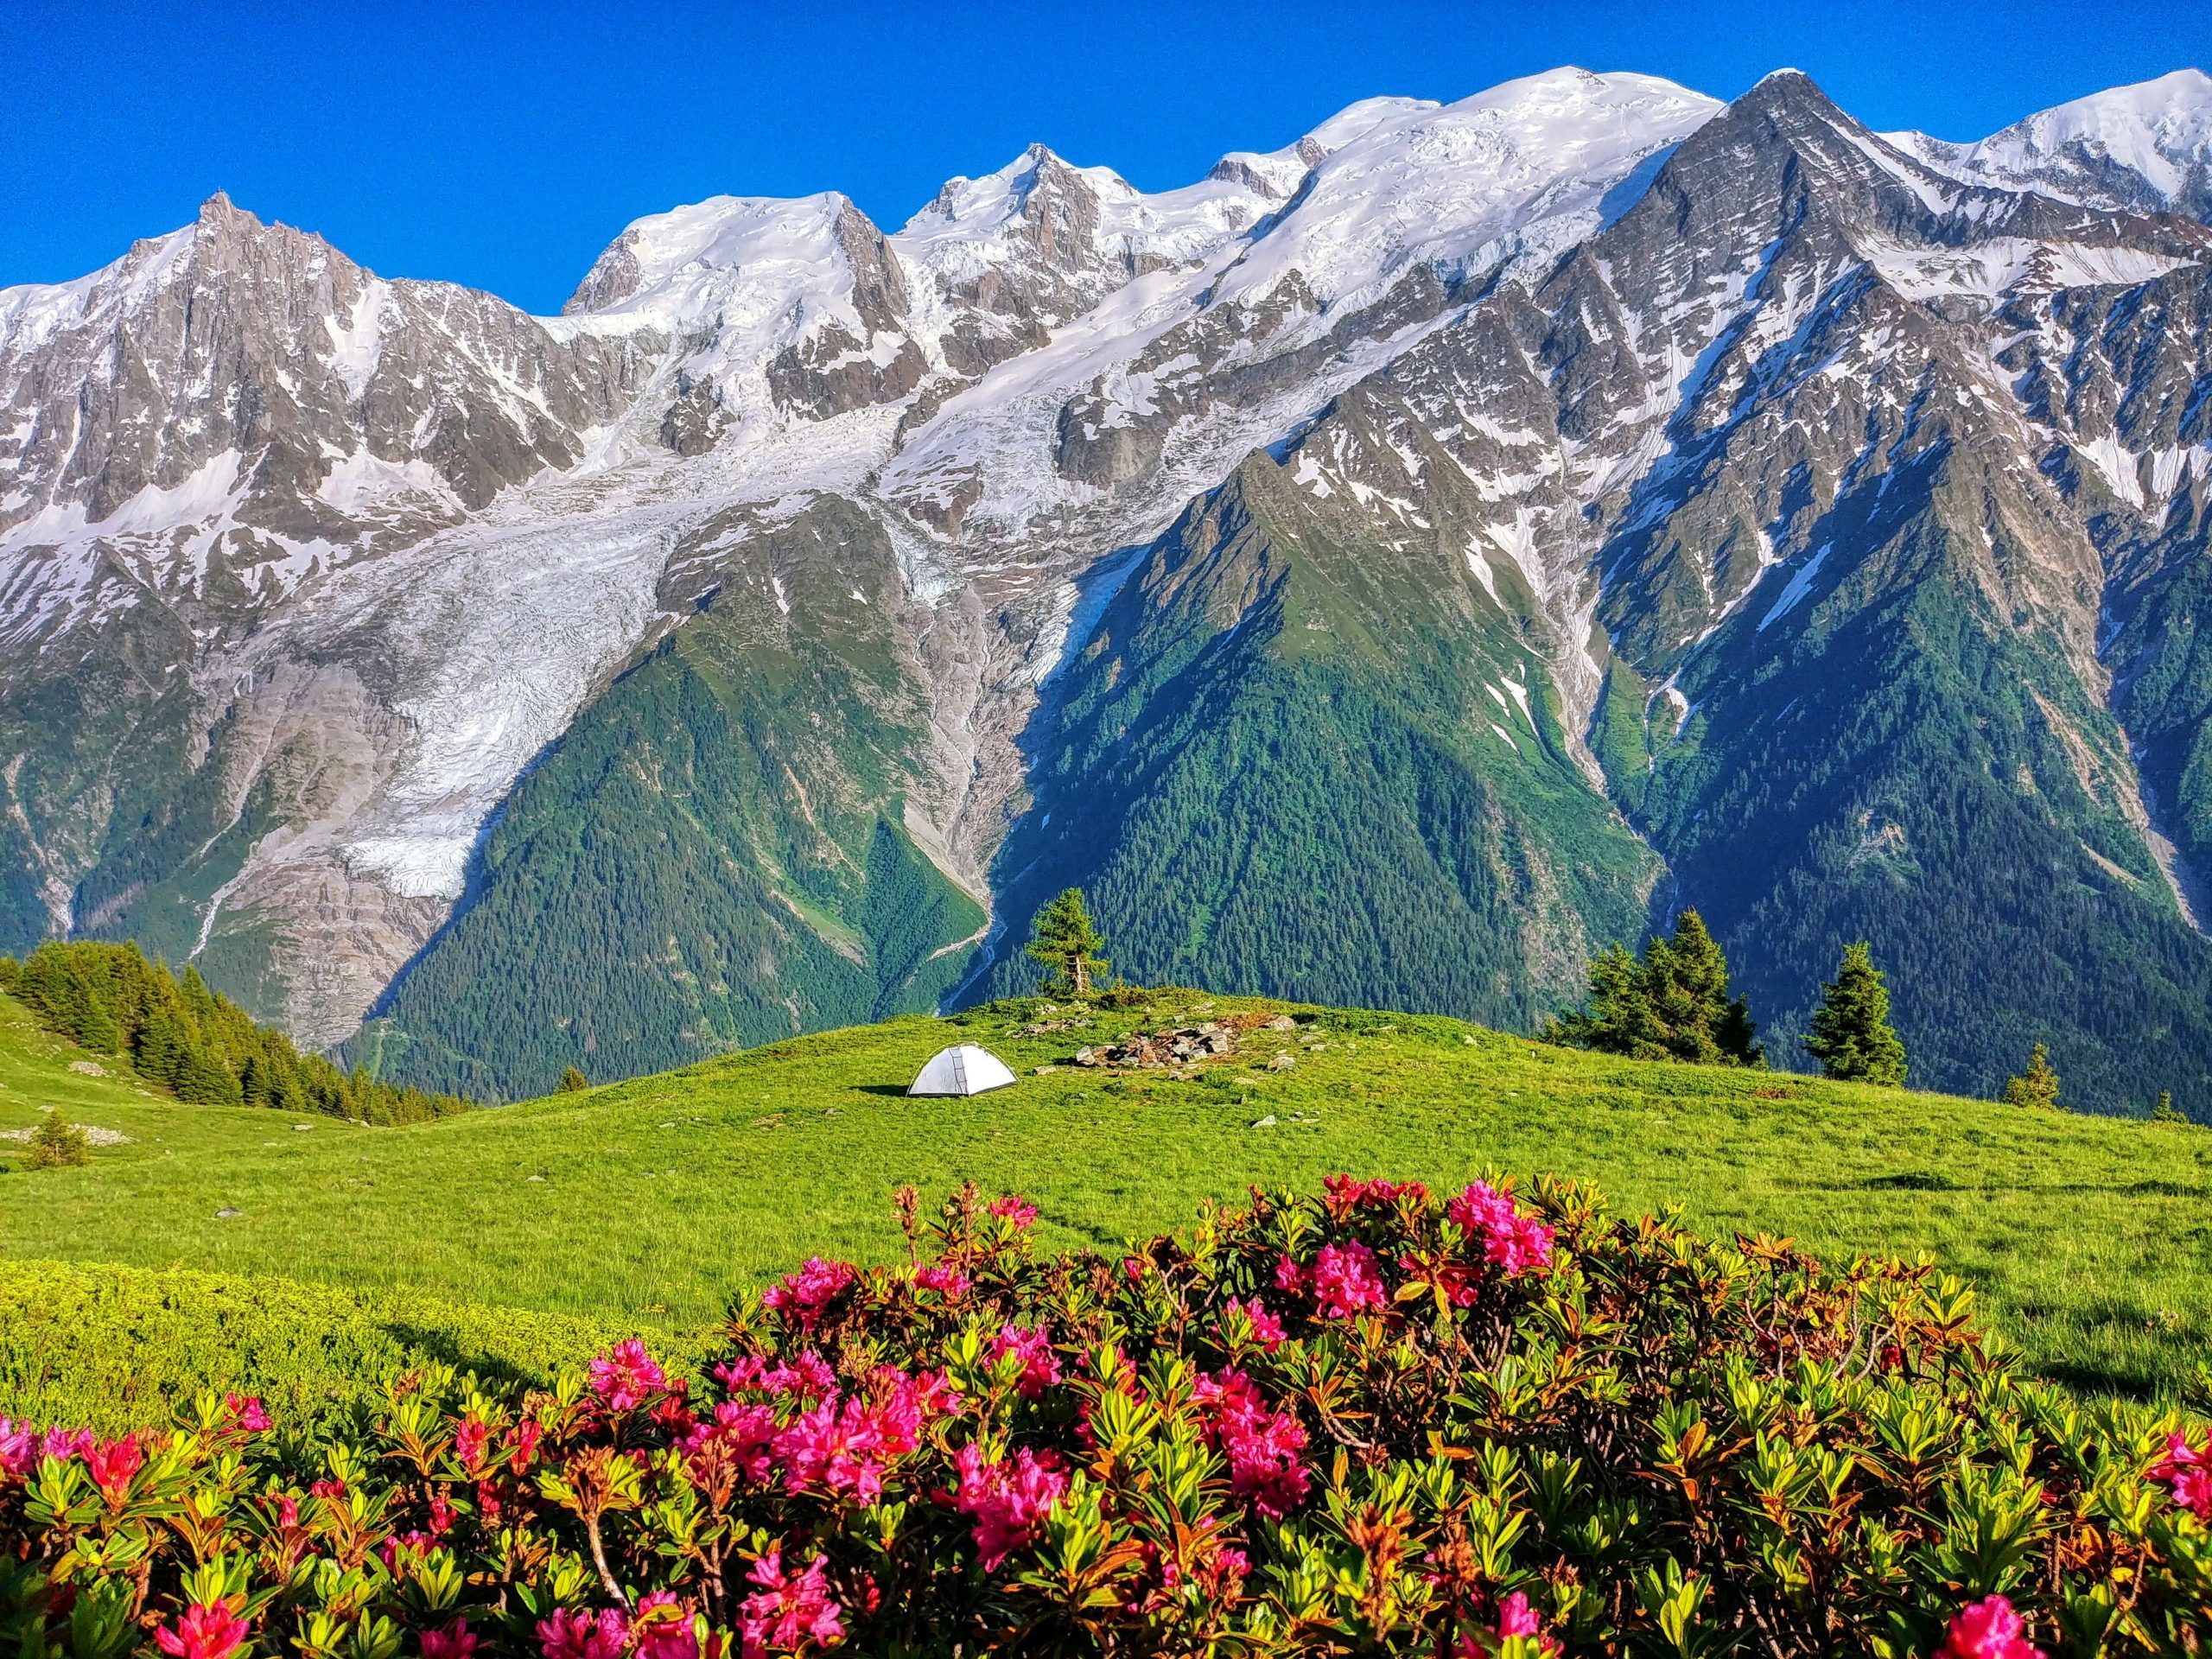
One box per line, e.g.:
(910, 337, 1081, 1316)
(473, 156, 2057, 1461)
(3, 1174, 2209, 1656)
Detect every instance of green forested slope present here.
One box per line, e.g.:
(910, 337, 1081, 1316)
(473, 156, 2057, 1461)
(1606, 458, 2212, 1114)
(356, 499, 983, 1099)
(971, 454, 1658, 1022)
(3, 941, 471, 1121)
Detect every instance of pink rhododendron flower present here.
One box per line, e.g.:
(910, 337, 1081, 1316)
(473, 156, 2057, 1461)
(35, 1426, 94, 1465)
(914, 1263, 969, 1298)
(1940, 1596, 2044, 1659)
(952, 1443, 1068, 1569)
(988, 1324, 1063, 1397)
(507, 1420, 543, 1469)
(155, 1602, 250, 1659)
(740, 1549, 845, 1656)
(422, 1618, 478, 1659)
(1273, 1255, 1306, 1294)
(85, 1434, 143, 1503)
(773, 1369, 944, 1501)
(221, 1393, 270, 1433)
(377, 1530, 435, 1573)
(453, 1416, 491, 1474)
(1192, 1369, 1311, 1517)
(632, 1594, 699, 1659)
(0, 1419, 35, 1482)
(2148, 1429, 2212, 1521)
(1496, 1592, 1541, 1637)
(588, 1340, 668, 1413)
(1309, 1241, 1388, 1319)
(682, 1400, 779, 1484)
(761, 1259, 857, 1333)
(1222, 1296, 1287, 1350)
(537, 1607, 630, 1659)
(1446, 1182, 1555, 1280)
(989, 1194, 1038, 1230)
(719, 1351, 838, 1401)
(1324, 1173, 1427, 1211)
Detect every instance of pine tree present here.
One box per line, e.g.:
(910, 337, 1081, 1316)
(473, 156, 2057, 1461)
(558, 1065, 590, 1094)
(2004, 1042, 2062, 1109)
(2151, 1090, 2187, 1124)
(1027, 888, 1109, 998)
(175, 1042, 243, 1107)
(1547, 911, 1761, 1067)
(1802, 943, 1908, 1084)
(1542, 943, 1660, 1057)
(1655, 912, 1764, 1066)
(20, 1111, 89, 1169)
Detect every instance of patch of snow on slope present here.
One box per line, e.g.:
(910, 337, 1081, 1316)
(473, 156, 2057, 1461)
(2075, 432, 2147, 507)
(1865, 238, 2198, 301)
(316, 449, 462, 513)
(323, 283, 386, 399)
(1758, 545, 1830, 630)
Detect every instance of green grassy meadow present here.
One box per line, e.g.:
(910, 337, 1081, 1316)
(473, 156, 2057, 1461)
(4, 988, 2209, 1413)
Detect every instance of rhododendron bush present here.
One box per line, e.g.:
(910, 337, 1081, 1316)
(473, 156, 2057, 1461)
(3, 1174, 2209, 1656)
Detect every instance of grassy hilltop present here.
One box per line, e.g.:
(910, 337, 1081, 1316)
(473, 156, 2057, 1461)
(3, 987, 2209, 1419)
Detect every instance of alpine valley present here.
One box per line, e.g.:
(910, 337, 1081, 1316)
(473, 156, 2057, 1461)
(9, 65, 2212, 1107)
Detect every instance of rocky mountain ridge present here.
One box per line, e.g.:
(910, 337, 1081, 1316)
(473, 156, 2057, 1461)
(6, 65, 2212, 1105)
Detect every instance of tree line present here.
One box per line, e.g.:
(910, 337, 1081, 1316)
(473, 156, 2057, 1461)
(0, 941, 474, 1123)
(1537, 908, 2192, 1118)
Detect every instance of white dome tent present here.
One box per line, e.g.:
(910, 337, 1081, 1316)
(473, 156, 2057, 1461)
(907, 1043, 1018, 1097)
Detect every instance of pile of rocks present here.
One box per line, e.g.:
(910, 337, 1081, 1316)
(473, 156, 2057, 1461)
(1073, 1014, 1297, 1070)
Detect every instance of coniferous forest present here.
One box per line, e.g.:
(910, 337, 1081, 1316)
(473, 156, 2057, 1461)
(0, 942, 473, 1122)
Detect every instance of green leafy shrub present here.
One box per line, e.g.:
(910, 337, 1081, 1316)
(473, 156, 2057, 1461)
(2, 1176, 2207, 1656)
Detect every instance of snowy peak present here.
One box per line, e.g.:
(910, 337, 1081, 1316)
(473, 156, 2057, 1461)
(897, 139, 1276, 334)
(1209, 95, 1442, 199)
(560, 191, 900, 329)
(1888, 67, 2212, 219)
(1204, 67, 1720, 316)
(0, 190, 635, 567)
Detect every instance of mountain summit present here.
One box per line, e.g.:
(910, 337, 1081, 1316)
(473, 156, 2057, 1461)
(5, 66, 2212, 1106)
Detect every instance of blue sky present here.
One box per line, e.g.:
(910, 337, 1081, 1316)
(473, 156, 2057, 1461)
(3, 0, 2207, 315)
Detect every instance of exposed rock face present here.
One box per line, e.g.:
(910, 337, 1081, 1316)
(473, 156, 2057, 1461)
(8, 66, 2212, 1105)
(0, 194, 639, 543)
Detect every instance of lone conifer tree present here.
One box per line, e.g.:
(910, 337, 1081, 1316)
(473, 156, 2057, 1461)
(20, 1111, 90, 1169)
(557, 1065, 589, 1094)
(1546, 910, 1761, 1066)
(2152, 1090, 2186, 1124)
(2003, 1042, 2062, 1109)
(1027, 888, 1109, 997)
(1802, 943, 1908, 1084)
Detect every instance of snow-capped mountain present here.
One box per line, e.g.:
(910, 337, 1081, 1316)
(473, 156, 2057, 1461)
(7, 63, 2212, 1108)
(1890, 68, 2212, 218)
